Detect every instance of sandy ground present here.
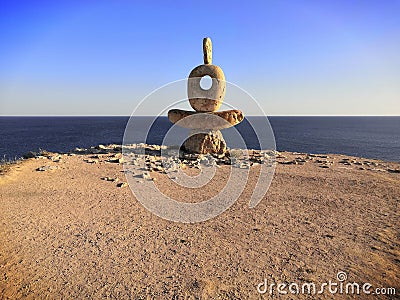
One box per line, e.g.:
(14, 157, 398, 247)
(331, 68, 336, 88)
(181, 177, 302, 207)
(0, 150, 399, 299)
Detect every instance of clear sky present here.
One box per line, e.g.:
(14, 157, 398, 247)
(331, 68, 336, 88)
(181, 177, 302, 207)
(0, 0, 399, 116)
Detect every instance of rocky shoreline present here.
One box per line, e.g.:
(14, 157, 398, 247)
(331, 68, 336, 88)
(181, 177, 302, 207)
(15, 143, 400, 178)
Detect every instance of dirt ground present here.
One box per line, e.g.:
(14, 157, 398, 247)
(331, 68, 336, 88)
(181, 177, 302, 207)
(0, 151, 399, 299)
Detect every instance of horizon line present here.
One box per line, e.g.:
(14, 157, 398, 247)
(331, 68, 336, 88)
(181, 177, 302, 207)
(1, 114, 399, 117)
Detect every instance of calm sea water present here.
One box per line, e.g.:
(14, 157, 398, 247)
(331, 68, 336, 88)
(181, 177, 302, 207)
(0, 116, 399, 162)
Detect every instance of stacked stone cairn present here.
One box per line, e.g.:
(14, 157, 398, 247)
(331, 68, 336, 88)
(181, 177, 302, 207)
(168, 37, 244, 155)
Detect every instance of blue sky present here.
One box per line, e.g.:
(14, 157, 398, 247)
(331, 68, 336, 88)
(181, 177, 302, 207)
(0, 0, 399, 115)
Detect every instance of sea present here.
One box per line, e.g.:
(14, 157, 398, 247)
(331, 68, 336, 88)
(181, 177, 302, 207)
(0, 116, 399, 162)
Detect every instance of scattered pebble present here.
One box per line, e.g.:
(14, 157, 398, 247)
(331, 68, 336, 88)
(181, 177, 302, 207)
(142, 172, 152, 180)
(279, 160, 296, 165)
(36, 166, 58, 172)
(84, 158, 99, 164)
(107, 158, 123, 164)
(101, 177, 119, 182)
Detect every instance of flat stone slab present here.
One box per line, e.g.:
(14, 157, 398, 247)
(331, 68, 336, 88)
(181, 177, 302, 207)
(168, 109, 244, 129)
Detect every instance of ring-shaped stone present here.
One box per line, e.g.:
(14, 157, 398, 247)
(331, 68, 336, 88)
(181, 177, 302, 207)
(188, 64, 226, 112)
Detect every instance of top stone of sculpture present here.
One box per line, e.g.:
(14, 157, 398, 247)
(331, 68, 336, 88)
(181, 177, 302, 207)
(203, 37, 212, 64)
(188, 37, 226, 112)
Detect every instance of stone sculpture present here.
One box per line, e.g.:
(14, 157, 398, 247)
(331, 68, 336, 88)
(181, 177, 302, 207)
(168, 37, 244, 154)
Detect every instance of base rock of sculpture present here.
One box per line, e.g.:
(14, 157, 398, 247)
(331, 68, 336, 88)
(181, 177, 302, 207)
(183, 129, 226, 154)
